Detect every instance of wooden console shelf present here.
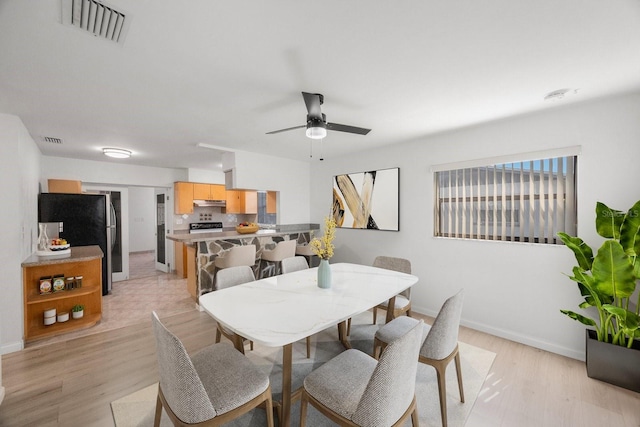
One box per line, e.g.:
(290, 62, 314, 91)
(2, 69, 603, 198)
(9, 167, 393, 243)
(22, 246, 103, 342)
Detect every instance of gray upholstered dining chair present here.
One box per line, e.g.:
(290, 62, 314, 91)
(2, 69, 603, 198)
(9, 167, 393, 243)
(299, 318, 424, 427)
(150, 312, 274, 427)
(347, 255, 412, 336)
(280, 256, 309, 274)
(214, 265, 256, 353)
(371, 255, 413, 323)
(373, 289, 465, 427)
(279, 256, 313, 358)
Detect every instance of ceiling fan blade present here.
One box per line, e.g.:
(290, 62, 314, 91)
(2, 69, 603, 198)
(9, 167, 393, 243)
(326, 122, 371, 135)
(302, 92, 323, 118)
(266, 124, 306, 135)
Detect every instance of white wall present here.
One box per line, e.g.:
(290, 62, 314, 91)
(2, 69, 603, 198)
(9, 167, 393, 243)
(311, 91, 640, 361)
(0, 114, 41, 356)
(128, 187, 157, 252)
(231, 151, 311, 224)
(40, 156, 186, 189)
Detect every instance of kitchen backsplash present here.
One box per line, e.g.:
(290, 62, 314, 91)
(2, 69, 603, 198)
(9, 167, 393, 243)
(173, 206, 257, 231)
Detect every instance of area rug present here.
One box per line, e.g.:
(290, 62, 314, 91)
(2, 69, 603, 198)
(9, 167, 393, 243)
(112, 313, 496, 427)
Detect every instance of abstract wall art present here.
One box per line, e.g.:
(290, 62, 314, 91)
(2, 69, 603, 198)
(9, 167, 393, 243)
(332, 167, 399, 231)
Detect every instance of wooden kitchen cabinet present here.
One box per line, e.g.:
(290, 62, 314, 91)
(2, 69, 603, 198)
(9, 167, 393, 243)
(193, 183, 225, 200)
(266, 191, 277, 214)
(174, 182, 194, 214)
(174, 241, 187, 278)
(186, 245, 197, 300)
(225, 190, 257, 214)
(22, 246, 103, 342)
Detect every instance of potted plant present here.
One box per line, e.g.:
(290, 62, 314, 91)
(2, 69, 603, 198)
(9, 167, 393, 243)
(558, 200, 640, 392)
(72, 304, 85, 319)
(310, 215, 337, 289)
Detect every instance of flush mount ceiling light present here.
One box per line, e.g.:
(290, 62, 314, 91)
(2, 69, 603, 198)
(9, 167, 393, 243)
(305, 118, 327, 139)
(103, 148, 131, 158)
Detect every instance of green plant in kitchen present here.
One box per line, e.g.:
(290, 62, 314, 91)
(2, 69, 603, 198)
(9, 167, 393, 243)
(72, 304, 84, 312)
(558, 200, 640, 347)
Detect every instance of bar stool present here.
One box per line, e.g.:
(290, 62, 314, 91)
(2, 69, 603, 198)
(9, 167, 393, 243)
(260, 240, 296, 278)
(295, 244, 318, 267)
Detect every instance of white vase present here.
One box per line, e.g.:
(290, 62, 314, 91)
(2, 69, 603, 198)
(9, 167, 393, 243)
(317, 259, 332, 289)
(72, 310, 84, 319)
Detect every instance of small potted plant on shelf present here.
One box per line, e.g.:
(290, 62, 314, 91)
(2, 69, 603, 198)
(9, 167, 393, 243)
(72, 304, 85, 319)
(558, 200, 640, 392)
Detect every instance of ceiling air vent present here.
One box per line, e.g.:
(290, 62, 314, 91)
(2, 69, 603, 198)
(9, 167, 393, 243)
(44, 136, 63, 144)
(61, 0, 131, 45)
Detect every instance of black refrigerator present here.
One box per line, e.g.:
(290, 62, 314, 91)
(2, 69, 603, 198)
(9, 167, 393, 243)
(38, 193, 115, 296)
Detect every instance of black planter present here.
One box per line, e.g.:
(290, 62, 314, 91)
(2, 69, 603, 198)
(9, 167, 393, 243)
(585, 329, 640, 393)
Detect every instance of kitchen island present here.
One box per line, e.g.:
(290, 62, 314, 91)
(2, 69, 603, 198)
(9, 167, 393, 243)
(167, 224, 319, 301)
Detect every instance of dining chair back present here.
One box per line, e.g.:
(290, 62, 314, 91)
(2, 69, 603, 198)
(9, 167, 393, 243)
(216, 265, 255, 289)
(213, 265, 256, 353)
(280, 256, 309, 274)
(150, 311, 274, 427)
(371, 255, 412, 324)
(299, 318, 423, 426)
(373, 289, 465, 427)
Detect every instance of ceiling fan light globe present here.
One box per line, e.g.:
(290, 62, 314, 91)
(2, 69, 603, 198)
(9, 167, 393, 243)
(306, 126, 327, 139)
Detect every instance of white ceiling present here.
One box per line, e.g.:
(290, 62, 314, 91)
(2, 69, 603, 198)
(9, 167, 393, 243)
(1, 0, 639, 170)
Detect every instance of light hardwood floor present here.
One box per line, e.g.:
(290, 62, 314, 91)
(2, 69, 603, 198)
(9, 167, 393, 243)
(1, 256, 639, 426)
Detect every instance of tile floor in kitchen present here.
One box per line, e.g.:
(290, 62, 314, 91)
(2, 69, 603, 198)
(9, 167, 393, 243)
(26, 251, 196, 348)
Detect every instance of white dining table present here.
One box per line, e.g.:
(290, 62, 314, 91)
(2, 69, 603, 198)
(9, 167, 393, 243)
(198, 262, 419, 427)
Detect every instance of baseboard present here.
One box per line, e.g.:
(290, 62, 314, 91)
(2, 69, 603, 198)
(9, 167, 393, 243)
(412, 305, 585, 362)
(1, 340, 24, 355)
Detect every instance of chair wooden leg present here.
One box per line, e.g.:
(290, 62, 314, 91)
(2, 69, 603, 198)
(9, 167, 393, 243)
(410, 406, 419, 427)
(215, 327, 221, 344)
(299, 390, 309, 427)
(250, 340, 254, 351)
(153, 394, 163, 427)
(372, 307, 377, 324)
(454, 351, 465, 402)
(306, 336, 311, 358)
(265, 390, 275, 427)
(372, 337, 386, 360)
(434, 364, 449, 427)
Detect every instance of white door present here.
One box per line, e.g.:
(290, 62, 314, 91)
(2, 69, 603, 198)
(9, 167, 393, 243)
(154, 189, 170, 273)
(83, 185, 130, 282)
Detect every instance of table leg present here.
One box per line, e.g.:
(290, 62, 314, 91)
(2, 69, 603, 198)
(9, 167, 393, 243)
(385, 296, 397, 324)
(337, 321, 352, 349)
(280, 343, 293, 427)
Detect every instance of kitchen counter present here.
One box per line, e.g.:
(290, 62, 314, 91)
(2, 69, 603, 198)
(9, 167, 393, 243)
(166, 223, 319, 243)
(21, 245, 104, 267)
(168, 224, 319, 301)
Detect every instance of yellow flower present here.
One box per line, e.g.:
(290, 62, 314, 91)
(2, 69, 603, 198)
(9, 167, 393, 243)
(310, 216, 336, 260)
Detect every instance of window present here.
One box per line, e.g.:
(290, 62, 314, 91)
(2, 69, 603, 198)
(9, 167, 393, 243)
(434, 151, 577, 244)
(257, 191, 276, 225)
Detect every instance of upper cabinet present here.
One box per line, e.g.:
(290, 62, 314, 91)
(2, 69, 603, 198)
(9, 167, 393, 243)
(226, 190, 257, 214)
(266, 191, 277, 214)
(174, 182, 194, 214)
(193, 183, 225, 200)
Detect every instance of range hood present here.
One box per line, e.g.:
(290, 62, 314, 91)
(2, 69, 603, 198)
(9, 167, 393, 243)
(193, 199, 226, 207)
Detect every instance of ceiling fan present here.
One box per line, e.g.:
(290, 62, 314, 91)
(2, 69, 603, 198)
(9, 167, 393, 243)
(266, 92, 371, 139)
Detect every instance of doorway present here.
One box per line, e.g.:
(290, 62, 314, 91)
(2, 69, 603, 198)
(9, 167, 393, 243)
(155, 190, 169, 273)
